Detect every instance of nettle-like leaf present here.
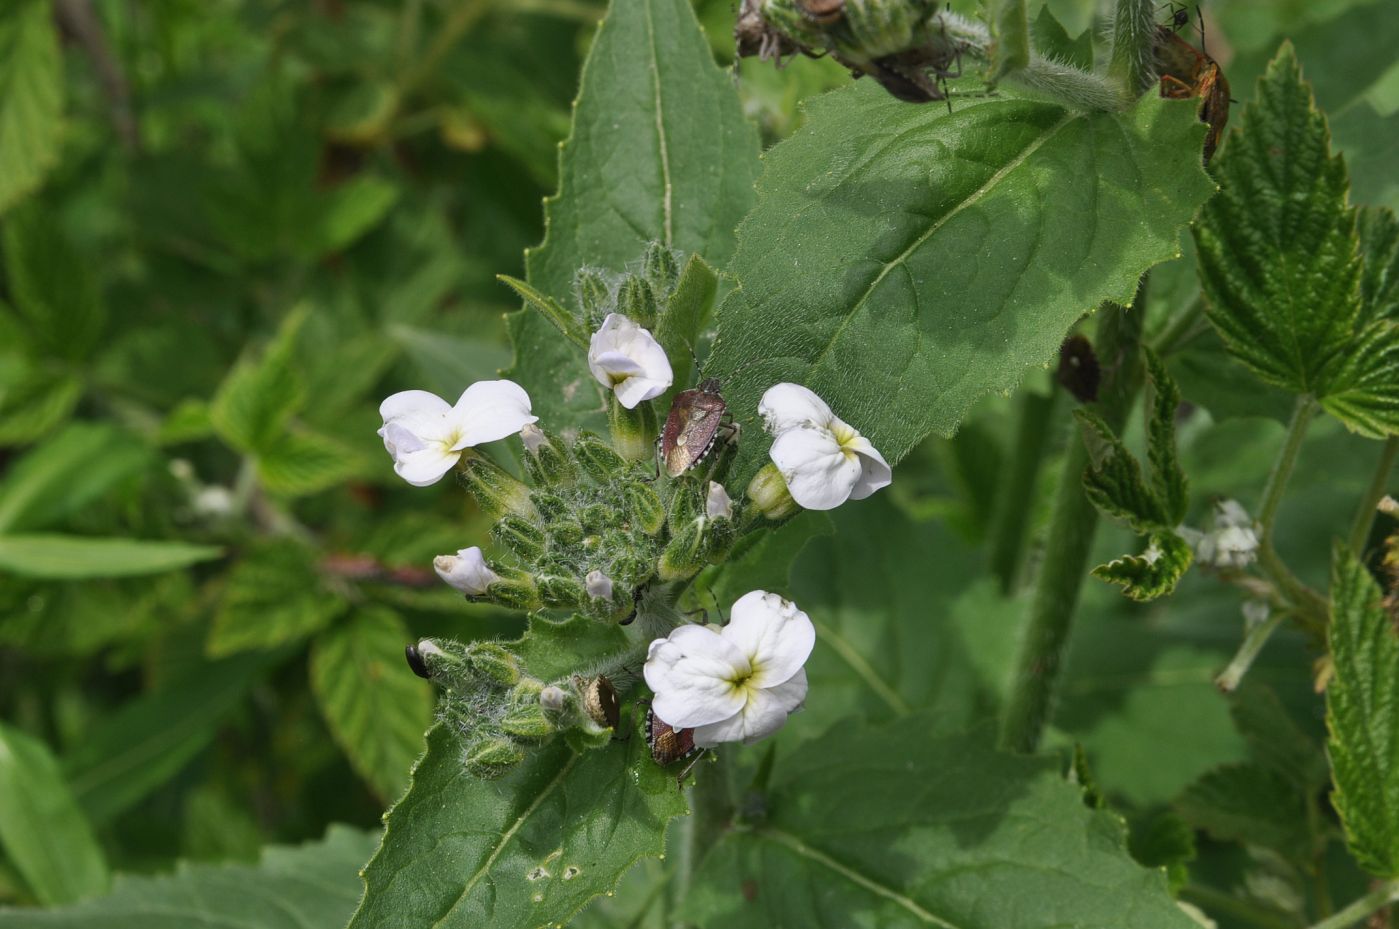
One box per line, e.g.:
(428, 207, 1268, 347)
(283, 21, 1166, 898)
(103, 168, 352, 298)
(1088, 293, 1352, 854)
(1176, 762, 1311, 861)
(1079, 350, 1192, 600)
(1326, 545, 1399, 877)
(0, 0, 63, 214)
(207, 538, 345, 657)
(310, 607, 432, 800)
(1195, 44, 1399, 437)
(0, 826, 377, 928)
(505, 0, 761, 429)
(707, 83, 1213, 476)
(349, 614, 686, 927)
(682, 719, 1196, 929)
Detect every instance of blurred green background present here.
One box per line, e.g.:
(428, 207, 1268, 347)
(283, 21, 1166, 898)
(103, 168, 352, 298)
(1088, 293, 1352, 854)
(0, 0, 1396, 922)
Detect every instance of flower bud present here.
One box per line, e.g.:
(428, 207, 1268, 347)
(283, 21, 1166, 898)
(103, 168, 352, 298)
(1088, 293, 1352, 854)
(458, 454, 536, 520)
(642, 241, 680, 293)
(434, 547, 501, 596)
(539, 685, 569, 713)
(547, 518, 584, 547)
(667, 483, 703, 534)
(538, 574, 587, 609)
(585, 570, 614, 601)
(609, 552, 653, 587)
(621, 482, 664, 535)
(616, 275, 658, 328)
(501, 702, 554, 740)
(843, 0, 919, 57)
(706, 481, 733, 520)
(658, 518, 708, 581)
(484, 570, 542, 611)
(577, 503, 622, 533)
(574, 267, 613, 330)
(464, 736, 525, 778)
(608, 394, 658, 462)
(491, 515, 547, 561)
(531, 490, 570, 520)
(573, 432, 628, 483)
(520, 425, 578, 487)
(465, 642, 520, 687)
(747, 462, 799, 520)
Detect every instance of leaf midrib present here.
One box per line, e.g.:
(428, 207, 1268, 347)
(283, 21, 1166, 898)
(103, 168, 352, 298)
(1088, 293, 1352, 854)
(642, 0, 673, 247)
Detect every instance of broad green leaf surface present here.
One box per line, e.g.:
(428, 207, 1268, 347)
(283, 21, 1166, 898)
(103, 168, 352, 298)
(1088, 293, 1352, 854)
(0, 535, 222, 579)
(310, 608, 432, 800)
(1195, 44, 1399, 436)
(683, 719, 1196, 929)
(387, 324, 511, 398)
(987, 0, 1031, 83)
(207, 539, 345, 657)
(0, 0, 62, 214)
(347, 729, 687, 929)
(0, 424, 149, 534)
(1326, 545, 1399, 877)
(1176, 762, 1311, 860)
(63, 652, 277, 825)
(0, 826, 377, 928)
(0, 363, 80, 447)
(256, 428, 365, 497)
(2, 204, 105, 361)
(506, 0, 761, 429)
(708, 84, 1213, 477)
(1029, 5, 1094, 71)
(209, 308, 307, 454)
(0, 723, 107, 905)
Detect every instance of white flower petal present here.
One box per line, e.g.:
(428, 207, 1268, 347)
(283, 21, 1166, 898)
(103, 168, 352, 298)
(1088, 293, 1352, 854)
(520, 423, 546, 453)
(845, 435, 892, 500)
(450, 380, 537, 449)
(706, 481, 733, 520)
(379, 389, 453, 439)
(644, 625, 749, 729)
(433, 547, 500, 595)
(769, 427, 861, 510)
(393, 444, 462, 486)
(692, 670, 808, 747)
(759, 383, 834, 435)
(587, 314, 673, 409)
(721, 591, 814, 689)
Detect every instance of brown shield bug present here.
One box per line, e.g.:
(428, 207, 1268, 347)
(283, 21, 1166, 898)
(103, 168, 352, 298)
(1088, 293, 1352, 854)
(795, 0, 844, 24)
(659, 377, 736, 478)
(645, 707, 699, 765)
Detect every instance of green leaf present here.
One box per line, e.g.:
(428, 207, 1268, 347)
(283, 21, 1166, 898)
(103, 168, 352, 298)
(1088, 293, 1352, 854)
(0, 423, 150, 534)
(1176, 762, 1311, 861)
(506, 0, 761, 429)
(307, 176, 399, 257)
(347, 729, 687, 929)
(0, 535, 222, 579)
(310, 607, 432, 800)
(63, 651, 276, 825)
(1195, 44, 1399, 437)
(2, 203, 106, 361)
(683, 719, 1196, 929)
(1127, 810, 1196, 895)
(708, 86, 1213, 475)
(1077, 409, 1172, 533)
(0, 0, 63, 214)
(1144, 349, 1188, 524)
(1326, 545, 1399, 877)
(256, 428, 364, 497)
(0, 722, 107, 905)
(208, 539, 345, 657)
(1231, 683, 1328, 793)
(1030, 5, 1094, 71)
(0, 363, 80, 447)
(0, 826, 378, 928)
(209, 307, 307, 454)
(1092, 530, 1194, 602)
(498, 274, 588, 349)
(987, 0, 1031, 83)
(652, 253, 718, 400)
(387, 324, 511, 399)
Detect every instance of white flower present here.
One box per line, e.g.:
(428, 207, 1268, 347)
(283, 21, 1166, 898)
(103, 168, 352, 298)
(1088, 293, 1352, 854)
(758, 383, 891, 510)
(1186, 499, 1260, 569)
(433, 547, 500, 596)
(706, 481, 733, 520)
(585, 569, 613, 601)
(643, 590, 813, 747)
(587, 313, 673, 409)
(378, 381, 537, 487)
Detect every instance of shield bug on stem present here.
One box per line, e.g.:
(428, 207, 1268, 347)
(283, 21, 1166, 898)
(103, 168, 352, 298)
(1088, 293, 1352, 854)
(658, 377, 740, 479)
(645, 706, 705, 785)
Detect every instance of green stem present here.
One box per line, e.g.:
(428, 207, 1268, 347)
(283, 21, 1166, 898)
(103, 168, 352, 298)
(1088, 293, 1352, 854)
(990, 381, 1059, 593)
(1108, 0, 1158, 97)
(1348, 435, 1399, 555)
(1215, 610, 1285, 693)
(670, 754, 731, 927)
(1252, 396, 1327, 631)
(999, 298, 1145, 753)
(1013, 55, 1132, 111)
(1180, 884, 1299, 929)
(396, 0, 490, 98)
(1151, 296, 1206, 357)
(1306, 880, 1399, 929)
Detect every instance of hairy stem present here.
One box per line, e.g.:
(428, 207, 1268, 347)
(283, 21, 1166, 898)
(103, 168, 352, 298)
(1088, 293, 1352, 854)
(1252, 397, 1328, 630)
(1306, 881, 1399, 929)
(1011, 55, 1133, 111)
(1108, 0, 1158, 97)
(999, 297, 1145, 753)
(1215, 609, 1285, 692)
(990, 380, 1059, 593)
(1348, 436, 1399, 555)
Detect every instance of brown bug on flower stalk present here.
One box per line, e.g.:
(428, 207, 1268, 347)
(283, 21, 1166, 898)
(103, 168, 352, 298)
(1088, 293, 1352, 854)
(658, 377, 738, 479)
(645, 707, 705, 784)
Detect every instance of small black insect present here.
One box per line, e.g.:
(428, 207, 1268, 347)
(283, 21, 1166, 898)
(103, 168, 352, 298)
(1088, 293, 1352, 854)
(404, 643, 431, 680)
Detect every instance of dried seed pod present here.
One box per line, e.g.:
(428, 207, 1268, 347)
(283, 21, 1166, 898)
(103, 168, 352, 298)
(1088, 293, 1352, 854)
(577, 675, 621, 729)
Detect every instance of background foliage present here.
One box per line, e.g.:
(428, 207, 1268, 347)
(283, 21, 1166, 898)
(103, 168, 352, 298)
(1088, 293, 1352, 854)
(1, 0, 1398, 927)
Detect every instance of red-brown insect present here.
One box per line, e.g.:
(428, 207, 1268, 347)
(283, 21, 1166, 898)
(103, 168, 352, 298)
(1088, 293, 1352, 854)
(795, 0, 844, 25)
(645, 707, 699, 766)
(659, 378, 732, 478)
(1154, 23, 1231, 162)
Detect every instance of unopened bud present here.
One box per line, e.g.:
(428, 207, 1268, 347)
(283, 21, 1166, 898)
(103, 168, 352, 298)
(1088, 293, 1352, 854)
(668, 483, 703, 534)
(492, 515, 546, 561)
(585, 570, 614, 601)
(658, 518, 708, 581)
(623, 482, 665, 535)
(465, 642, 520, 687)
(539, 574, 587, 609)
(458, 454, 536, 519)
(617, 275, 658, 328)
(539, 685, 569, 713)
(577, 503, 622, 532)
(575, 267, 613, 330)
(608, 395, 657, 462)
(520, 425, 578, 486)
(531, 490, 569, 520)
(547, 518, 584, 547)
(485, 569, 542, 611)
(609, 552, 653, 587)
(573, 432, 627, 483)
(706, 481, 733, 520)
(747, 462, 799, 520)
(434, 547, 500, 596)
(501, 702, 554, 740)
(464, 736, 524, 778)
(642, 242, 680, 293)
